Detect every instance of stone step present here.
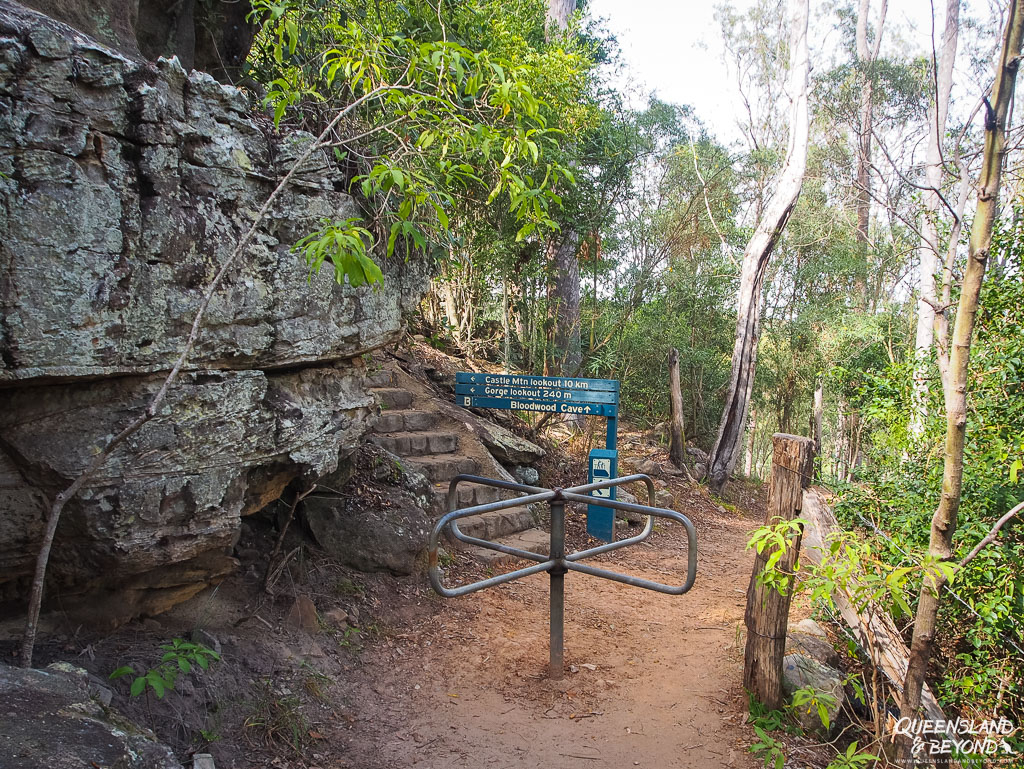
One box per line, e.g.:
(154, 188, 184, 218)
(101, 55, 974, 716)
(433, 481, 504, 509)
(372, 409, 438, 434)
(458, 506, 537, 541)
(373, 387, 414, 410)
(371, 431, 459, 457)
(365, 367, 397, 388)
(465, 527, 551, 567)
(404, 454, 479, 483)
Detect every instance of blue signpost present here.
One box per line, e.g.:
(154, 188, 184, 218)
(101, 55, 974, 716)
(455, 372, 620, 541)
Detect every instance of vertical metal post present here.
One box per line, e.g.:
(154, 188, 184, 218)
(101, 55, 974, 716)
(606, 413, 617, 451)
(549, 495, 566, 679)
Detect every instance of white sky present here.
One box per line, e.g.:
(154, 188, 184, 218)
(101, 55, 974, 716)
(584, 0, 988, 148)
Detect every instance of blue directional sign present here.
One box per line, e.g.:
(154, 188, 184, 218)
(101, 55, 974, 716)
(456, 372, 623, 544)
(456, 383, 618, 404)
(456, 395, 618, 416)
(456, 372, 619, 392)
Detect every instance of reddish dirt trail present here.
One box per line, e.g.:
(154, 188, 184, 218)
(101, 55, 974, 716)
(337, 503, 762, 769)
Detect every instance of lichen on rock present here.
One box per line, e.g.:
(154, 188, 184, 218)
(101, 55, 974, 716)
(0, 1, 429, 623)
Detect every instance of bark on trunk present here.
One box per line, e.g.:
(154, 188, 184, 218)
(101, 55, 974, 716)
(707, 0, 810, 492)
(910, 0, 960, 436)
(744, 406, 757, 478)
(743, 434, 815, 709)
(668, 348, 687, 469)
(546, 0, 576, 36)
(811, 380, 823, 477)
(853, 0, 887, 307)
(551, 232, 582, 376)
(894, 3, 1024, 760)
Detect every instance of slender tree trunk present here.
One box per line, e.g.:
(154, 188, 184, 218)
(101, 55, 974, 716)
(744, 405, 757, 478)
(551, 232, 582, 376)
(854, 0, 887, 307)
(707, 0, 810, 492)
(668, 348, 687, 469)
(811, 380, 823, 477)
(502, 277, 511, 373)
(895, 3, 1024, 760)
(910, 0, 960, 436)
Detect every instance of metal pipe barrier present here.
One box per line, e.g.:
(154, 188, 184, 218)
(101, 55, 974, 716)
(428, 474, 697, 678)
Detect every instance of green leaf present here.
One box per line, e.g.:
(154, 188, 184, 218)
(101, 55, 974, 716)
(130, 677, 146, 697)
(148, 673, 166, 699)
(1010, 457, 1022, 483)
(109, 665, 134, 680)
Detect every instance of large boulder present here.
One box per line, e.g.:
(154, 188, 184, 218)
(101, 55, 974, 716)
(302, 446, 434, 575)
(0, 661, 183, 768)
(781, 653, 845, 734)
(0, 3, 430, 621)
(456, 411, 546, 466)
(786, 618, 842, 670)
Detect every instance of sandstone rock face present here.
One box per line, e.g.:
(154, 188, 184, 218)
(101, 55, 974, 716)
(19, 0, 255, 81)
(0, 3, 429, 621)
(302, 445, 434, 575)
(0, 661, 183, 768)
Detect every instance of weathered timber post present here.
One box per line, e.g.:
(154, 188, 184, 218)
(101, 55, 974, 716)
(743, 433, 815, 709)
(668, 348, 687, 469)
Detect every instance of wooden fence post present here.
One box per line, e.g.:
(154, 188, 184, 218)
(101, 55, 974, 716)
(743, 433, 815, 709)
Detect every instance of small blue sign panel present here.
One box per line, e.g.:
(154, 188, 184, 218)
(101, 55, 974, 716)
(587, 449, 618, 542)
(456, 373, 620, 392)
(456, 383, 618, 404)
(457, 395, 618, 417)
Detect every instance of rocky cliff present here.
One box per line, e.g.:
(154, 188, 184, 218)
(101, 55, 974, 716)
(0, 1, 429, 626)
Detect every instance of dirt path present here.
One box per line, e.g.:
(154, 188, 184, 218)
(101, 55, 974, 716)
(337, 503, 762, 769)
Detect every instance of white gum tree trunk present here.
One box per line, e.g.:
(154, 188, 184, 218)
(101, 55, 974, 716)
(910, 0, 960, 436)
(707, 0, 810, 492)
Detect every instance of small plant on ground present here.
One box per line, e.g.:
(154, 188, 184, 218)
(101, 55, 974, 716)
(746, 692, 802, 735)
(788, 684, 838, 732)
(749, 725, 787, 769)
(336, 625, 363, 648)
(244, 678, 310, 755)
(826, 741, 877, 769)
(332, 576, 364, 597)
(109, 638, 220, 699)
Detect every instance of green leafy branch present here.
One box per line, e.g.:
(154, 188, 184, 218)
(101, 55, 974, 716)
(747, 516, 808, 596)
(293, 217, 382, 288)
(109, 638, 220, 699)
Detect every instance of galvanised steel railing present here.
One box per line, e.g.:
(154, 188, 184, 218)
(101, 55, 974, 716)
(428, 473, 697, 678)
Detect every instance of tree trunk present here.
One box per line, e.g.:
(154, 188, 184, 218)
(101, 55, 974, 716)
(744, 434, 815, 709)
(811, 380, 823, 476)
(551, 232, 582, 376)
(668, 348, 687, 469)
(502, 277, 511, 373)
(853, 0, 887, 307)
(546, 0, 576, 36)
(894, 3, 1024, 760)
(707, 0, 810, 493)
(744, 405, 757, 478)
(910, 0, 960, 436)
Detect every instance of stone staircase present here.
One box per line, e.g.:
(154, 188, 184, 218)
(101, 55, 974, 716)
(365, 364, 548, 563)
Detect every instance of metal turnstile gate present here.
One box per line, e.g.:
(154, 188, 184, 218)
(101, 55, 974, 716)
(428, 473, 698, 678)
